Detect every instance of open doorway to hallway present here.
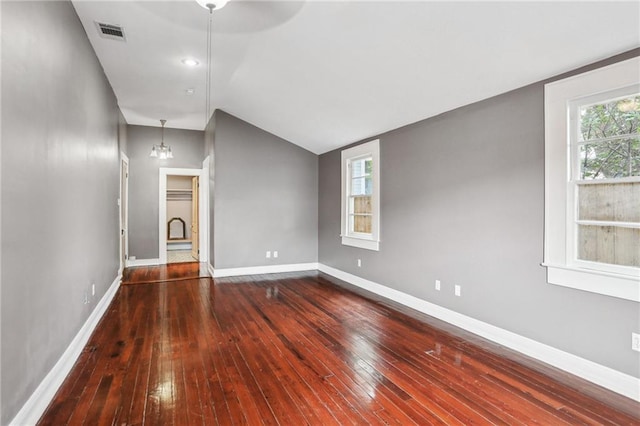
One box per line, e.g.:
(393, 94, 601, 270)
(166, 174, 199, 263)
(159, 167, 208, 266)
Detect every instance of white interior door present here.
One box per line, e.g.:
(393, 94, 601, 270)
(191, 176, 199, 260)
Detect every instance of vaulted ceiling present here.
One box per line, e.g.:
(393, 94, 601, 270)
(72, 1, 640, 154)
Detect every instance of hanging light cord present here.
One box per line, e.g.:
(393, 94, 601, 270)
(205, 6, 214, 127)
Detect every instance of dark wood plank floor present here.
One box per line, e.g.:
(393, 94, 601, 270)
(122, 262, 209, 285)
(39, 268, 639, 425)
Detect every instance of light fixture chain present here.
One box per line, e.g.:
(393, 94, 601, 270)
(161, 119, 165, 146)
(205, 7, 213, 127)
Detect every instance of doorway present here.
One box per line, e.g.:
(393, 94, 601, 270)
(119, 153, 129, 273)
(159, 168, 208, 265)
(166, 175, 199, 263)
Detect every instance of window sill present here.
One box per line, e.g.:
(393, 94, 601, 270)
(543, 263, 639, 302)
(341, 235, 379, 251)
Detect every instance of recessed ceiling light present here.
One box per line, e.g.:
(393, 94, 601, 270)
(185, 88, 195, 95)
(181, 58, 199, 67)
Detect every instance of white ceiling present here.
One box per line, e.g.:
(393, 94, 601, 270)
(72, 1, 640, 154)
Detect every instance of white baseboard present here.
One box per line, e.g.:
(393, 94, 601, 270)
(167, 243, 192, 251)
(10, 274, 122, 426)
(126, 258, 160, 267)
(213, 262, 319, 278)
(207, 262, 215, 278)
(318, 263, 640, 402)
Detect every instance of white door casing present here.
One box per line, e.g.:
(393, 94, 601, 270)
(119, 152, 129, 272)
(159, 167, 209, 265)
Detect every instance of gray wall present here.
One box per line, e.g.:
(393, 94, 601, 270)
(1, 1, 121, 423)
(214, 111, 318, 269)
(318, 51, 640, 378)
(127, 125, 204, 260)
(204, 112, 216, 266)
(118, 110, 128, 156)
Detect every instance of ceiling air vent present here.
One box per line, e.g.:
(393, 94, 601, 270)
(95, 21, 126, 41)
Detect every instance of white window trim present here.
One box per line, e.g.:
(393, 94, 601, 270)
(341, 139, 380, 251)
(544, 56, 640, 302)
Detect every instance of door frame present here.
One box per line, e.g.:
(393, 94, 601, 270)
(202, 156, 210, 270)
(159, 167, 209, 265)
(119, 152, 129, 273)
(190, 176, 200, 260)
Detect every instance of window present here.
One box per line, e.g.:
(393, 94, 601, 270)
(571, 91, 639, 271)
(544, 56, 640, 302)
(341, 139, 380, 251)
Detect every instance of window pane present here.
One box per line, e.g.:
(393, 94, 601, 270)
(578, 138, 639, 179)
(350, 215, 372, 234)
(351, 157, 372, 178)
(580, 95, 639, 141)
(578, 182, 640, 222)
(352, 195, 371, 215)
(351, 176, 373, 196)
(577, 225, 640, 267)
(348, 194, 372, 234)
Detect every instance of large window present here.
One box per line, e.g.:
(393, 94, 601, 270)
(341, 139, 380, 251)
(571, 91, 639, 272)
(544, 57, 640, 302)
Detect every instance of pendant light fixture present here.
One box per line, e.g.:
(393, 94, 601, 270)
(196, 0, 227, 127)
(195, 0, 228, 12)
(149, 119, 173, 159)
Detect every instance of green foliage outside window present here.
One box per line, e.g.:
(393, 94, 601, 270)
(579, 95, 639, 180)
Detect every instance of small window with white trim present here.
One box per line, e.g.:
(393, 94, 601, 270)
(544, 56, 640, 302)
(341, 139, 380, 251)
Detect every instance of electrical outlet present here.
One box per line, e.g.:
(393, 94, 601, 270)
(435, 280, 441, 291)
(632, 333, 640, 352)
(83, 291, 89, 305)
(454, 285, 461, 297)
(266, 251, 271, 258)
(273, 251, 278, 258)
(91, 283, 95, 296)
(357, 259, 362, 267)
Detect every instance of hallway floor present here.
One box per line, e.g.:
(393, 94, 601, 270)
(167, 249, 198, 264)
(38, 268, 639, 425)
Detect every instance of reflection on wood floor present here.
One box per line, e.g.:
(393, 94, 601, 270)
(38, 268, 639, 425)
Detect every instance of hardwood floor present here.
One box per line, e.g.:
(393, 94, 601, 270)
(121, 262, 209, 285)
(39, 268, 639, 425)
